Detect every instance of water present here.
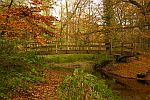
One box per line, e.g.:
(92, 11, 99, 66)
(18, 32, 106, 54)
(99, 71, 150, 100)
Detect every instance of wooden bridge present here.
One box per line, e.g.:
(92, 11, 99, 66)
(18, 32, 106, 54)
(26, 42, 150, 55)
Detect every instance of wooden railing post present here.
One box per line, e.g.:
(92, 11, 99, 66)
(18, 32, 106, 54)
(110, 39, 113, 55)
(121, 42, 124, 55)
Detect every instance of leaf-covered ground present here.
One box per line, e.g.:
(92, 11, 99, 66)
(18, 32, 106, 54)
(12, 61, 93, 100)
(12, 69, 71, 100)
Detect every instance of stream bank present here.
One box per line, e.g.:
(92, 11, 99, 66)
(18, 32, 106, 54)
(99, 54, 150, 100)
(51, 56, 150, 100)
(51, 58, 150, 100)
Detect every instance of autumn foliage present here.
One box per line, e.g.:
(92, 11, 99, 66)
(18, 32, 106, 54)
(0, 0, 57, 44)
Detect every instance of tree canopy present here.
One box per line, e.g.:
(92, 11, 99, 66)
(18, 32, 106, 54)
(0, 0, 57, 44)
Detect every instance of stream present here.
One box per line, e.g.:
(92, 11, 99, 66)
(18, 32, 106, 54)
(95, 69, 150, 100)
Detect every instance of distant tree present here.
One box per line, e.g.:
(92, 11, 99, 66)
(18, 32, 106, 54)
(122, 0, 150, 31)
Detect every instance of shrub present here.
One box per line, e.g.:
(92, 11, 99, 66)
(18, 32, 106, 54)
(94, 54, 113, 70)
(0, 39, 46, 99)
(57, 69, 118, 100)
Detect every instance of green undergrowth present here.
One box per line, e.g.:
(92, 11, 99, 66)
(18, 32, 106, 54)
(94, 53, 114, 70)
(57, 69, 119, 100)
(0, 40, 46, 99)
(45, 54, 117, 99)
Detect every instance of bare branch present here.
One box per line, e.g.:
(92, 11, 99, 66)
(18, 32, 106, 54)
(8, 0, 14, 9)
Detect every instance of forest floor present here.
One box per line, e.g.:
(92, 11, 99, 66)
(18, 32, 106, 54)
(13, 61, 94, 100)
(12, 68, 72, 100)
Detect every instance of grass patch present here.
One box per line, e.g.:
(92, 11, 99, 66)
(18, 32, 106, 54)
(48, 66, 74, 73)
(42, 53, 113, 64)
(41, 54, 95, 63)
(42, 53, 114, 72)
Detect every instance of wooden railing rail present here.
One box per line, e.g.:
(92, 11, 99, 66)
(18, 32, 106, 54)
(26, 42, 150, 55)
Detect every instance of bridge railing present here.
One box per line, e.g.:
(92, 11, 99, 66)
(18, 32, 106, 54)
(26, 41, 150, 55)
